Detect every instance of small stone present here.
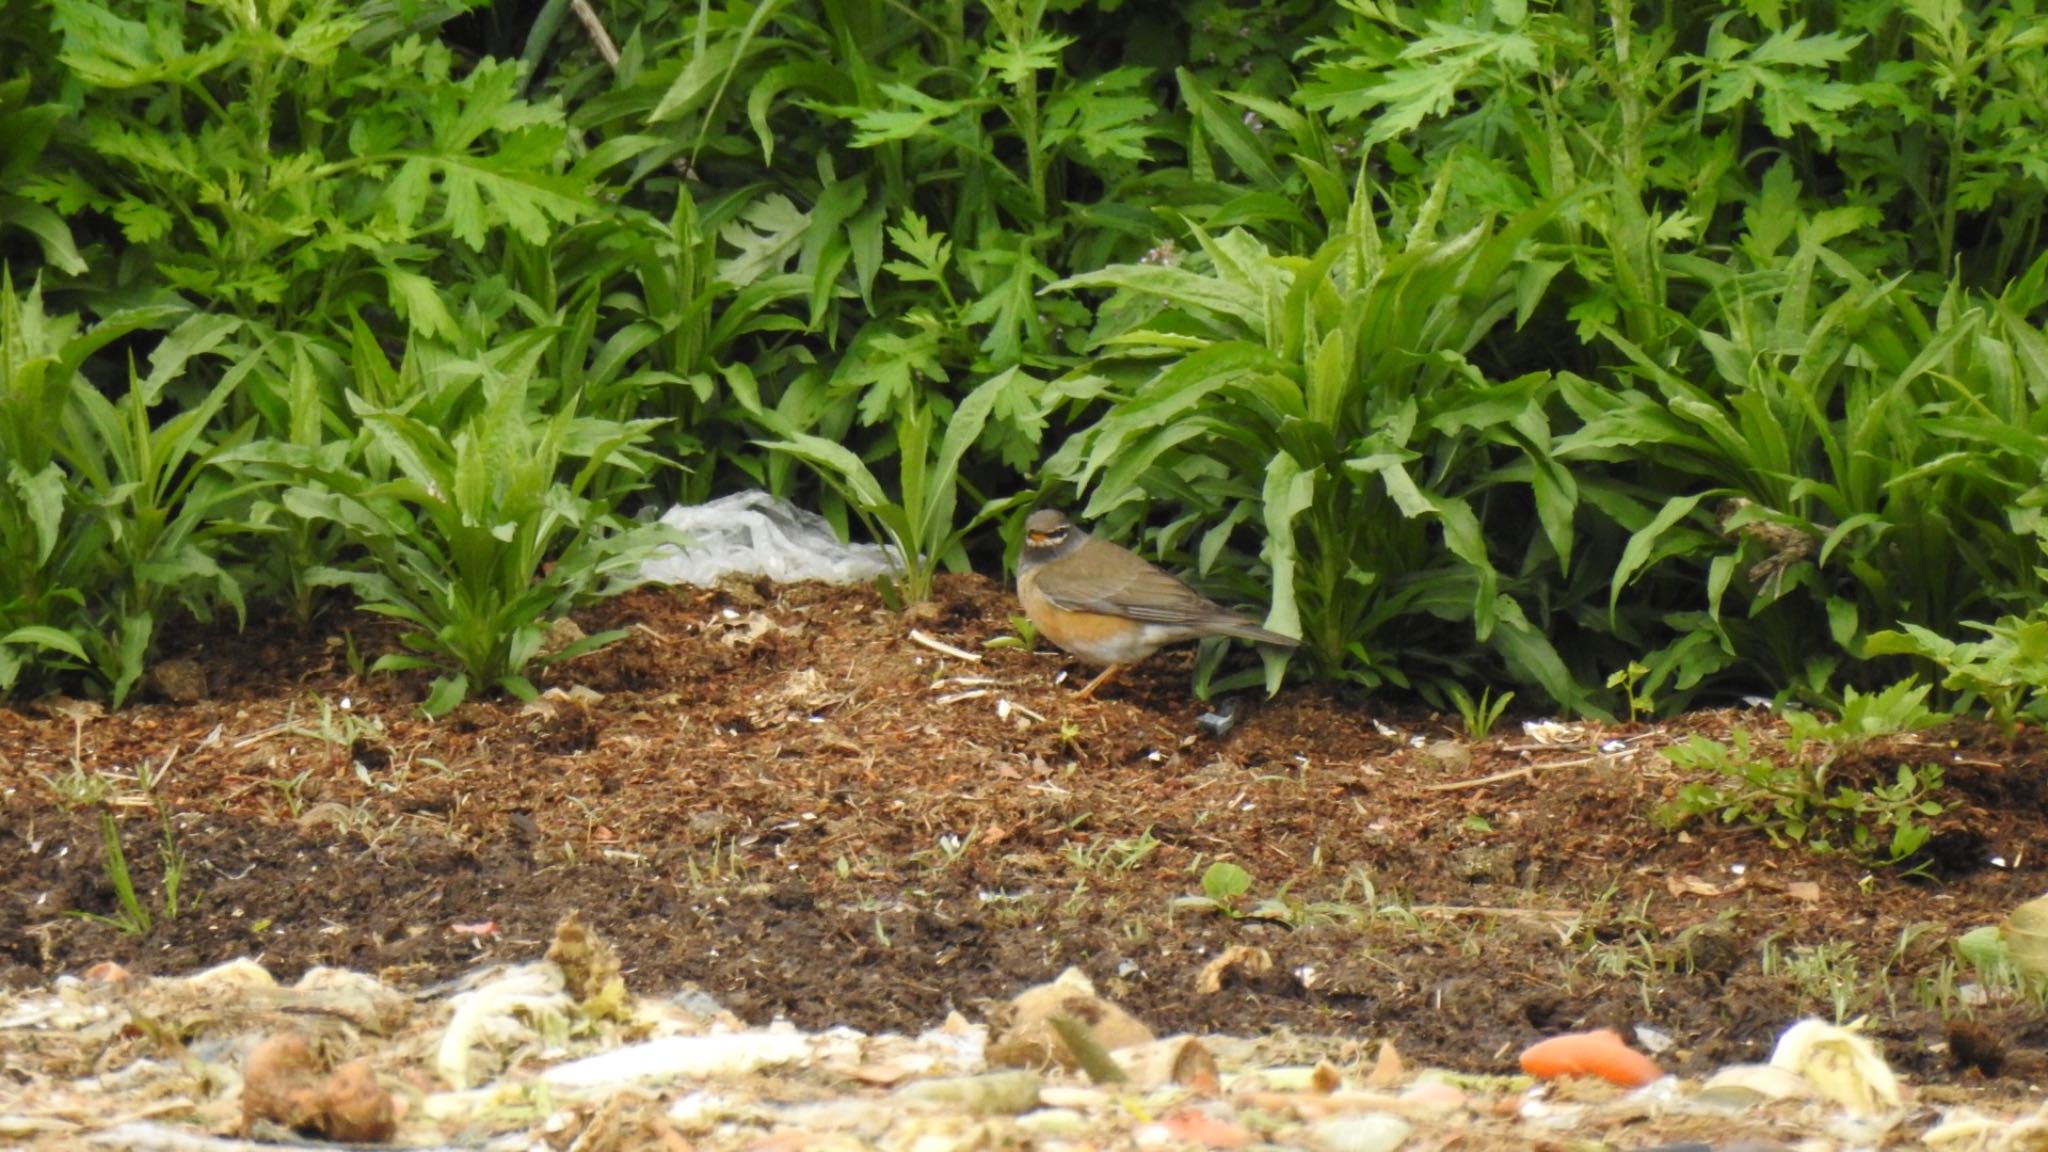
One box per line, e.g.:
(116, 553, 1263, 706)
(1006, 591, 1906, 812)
(186, 958, 278, 992)
(1416, 740, 1471, 774)
(1449, 842, 1519, 885)
(987, 967, 1154, 1071)
(146, 657, 209, 703)
(1146, 1105, 1253, 1148)
(1015, 1108, 1090, 1137)
(1308, 1112, 1413, 1152)
(318, 1059, 399, 1143)
(80, 961, 131, 986)
(1197, 698, 1243, 738)
(241, 1032, 397, 1143)
(897, 1070, 1042, 1115)
(536, 617, 587, 659)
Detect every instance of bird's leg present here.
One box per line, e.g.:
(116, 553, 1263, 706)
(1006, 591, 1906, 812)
(1075, 664, 1125, 700)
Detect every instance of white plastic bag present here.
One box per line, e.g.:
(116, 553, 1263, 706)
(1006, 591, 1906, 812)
(636, 490, 899, 586)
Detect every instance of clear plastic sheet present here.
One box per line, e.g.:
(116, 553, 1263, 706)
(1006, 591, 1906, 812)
(635, 490, 899, 586)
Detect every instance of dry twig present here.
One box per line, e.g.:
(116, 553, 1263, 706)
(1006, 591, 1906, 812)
(1419, 755, 1603, 792)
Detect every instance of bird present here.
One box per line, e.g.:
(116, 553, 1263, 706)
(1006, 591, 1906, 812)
(1015, 508, 1299, 699)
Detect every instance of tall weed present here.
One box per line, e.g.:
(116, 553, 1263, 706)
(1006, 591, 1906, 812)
(1565, 174, 2048, 706)
(0, 274, 257, 702)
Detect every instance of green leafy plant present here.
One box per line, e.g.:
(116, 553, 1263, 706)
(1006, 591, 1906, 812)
(1169, 860, 1363, 928)
(42, 0, 615, 332)
(1782, 679, 1944, 747)
(1867, 618, 2048, 735)
(218, 334, 365, 628)
(1296, 0, 2048, 713)
(232, 354, 679, 716)
(752, 368, 1030, 603)
(54, 326, 264, 703)
(1303, 0, 2048, 307)
(1170, 860, 1255, 918)
(1, 272, 255, 703)
(0, 273, 104, 696)
(1570, 217, 2048, 708)
(544, 0, 1185, 530)
(13, 0, 2048, 728)
(1607, 661, 1653, 724)
(590, 189, 815, 503)
(0, 78, 86, 276)
(1445, 684, 1514, 741)
(1048, 168, 1581, 705)
(1654, 714, 1947, 869)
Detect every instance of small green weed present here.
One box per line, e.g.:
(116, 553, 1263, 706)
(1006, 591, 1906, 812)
(1607, 662, 1654, 724)
(1762, 938, 1866, 1024)
(47, 749, 191, 935)
(1445, 684, 1514, 740)
(1332, 869, 1420, 928)
(1170, 860, 1253, 918)
(269, 767, 315, 820)
(1061, 826, 1161, 874)
(287, 695, 389, 773)
(1782, 680, 1944, 746)
(1655, 730, 1944, 867)
(1867, 617, 2048, 735)
(1057, 719, 1084, 754)
(982, 614, 1041, 652)
(44, 764, 111, 807)
(1580, 931, 1663, 1012)
(683, 836, 755, 885)
(1654, 682, 1948, 868)
(1169, 861, 1365, 928)
(78, 811, 152, 935)
(912, 828, 980, 872)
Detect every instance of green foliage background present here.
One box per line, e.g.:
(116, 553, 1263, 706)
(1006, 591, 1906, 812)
(6, 0, 2048, 721)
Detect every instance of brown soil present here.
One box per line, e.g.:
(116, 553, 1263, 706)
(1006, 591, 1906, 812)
(4, 575, 2046, 1086)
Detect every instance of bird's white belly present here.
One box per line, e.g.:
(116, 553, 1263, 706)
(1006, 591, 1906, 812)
(1079, 622, 1200, 665)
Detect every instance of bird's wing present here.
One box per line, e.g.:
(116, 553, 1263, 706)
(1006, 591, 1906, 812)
(1032, 544, 1238, 626)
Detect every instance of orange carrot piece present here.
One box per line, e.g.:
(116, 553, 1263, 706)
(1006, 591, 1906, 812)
(1519, 1028, 1663, 1086)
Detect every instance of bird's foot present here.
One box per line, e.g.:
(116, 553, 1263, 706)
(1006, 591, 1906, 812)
(1074, 664, 1125, 700)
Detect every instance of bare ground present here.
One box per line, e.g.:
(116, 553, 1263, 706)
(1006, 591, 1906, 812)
(5, 574, 2048, 1093)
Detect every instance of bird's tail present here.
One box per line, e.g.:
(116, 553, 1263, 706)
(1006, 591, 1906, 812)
(1214, 617, 1300, 648)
